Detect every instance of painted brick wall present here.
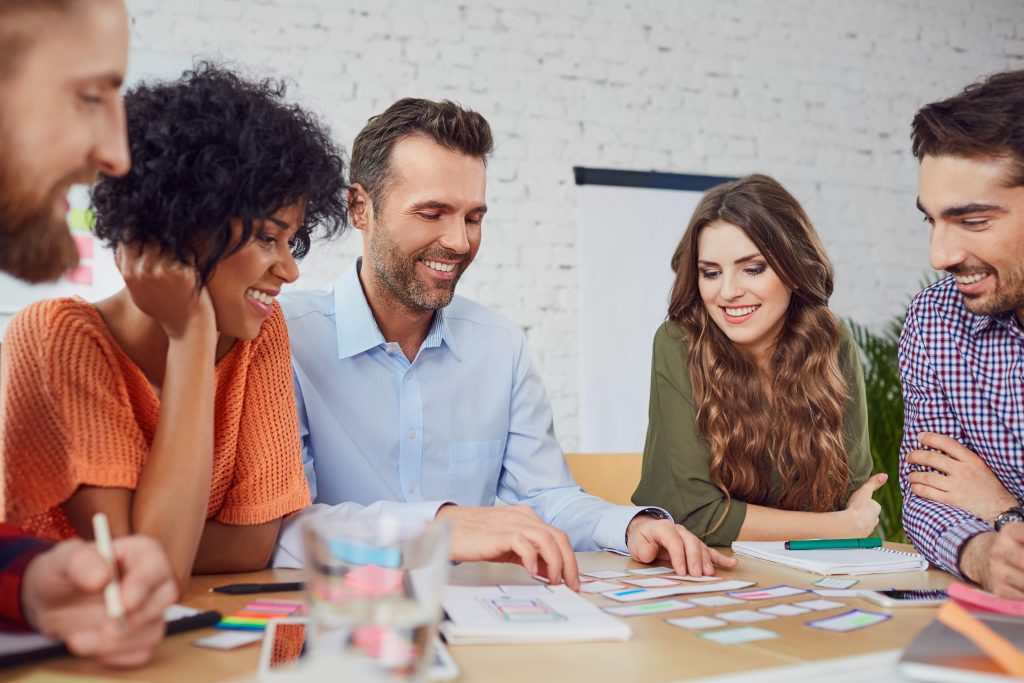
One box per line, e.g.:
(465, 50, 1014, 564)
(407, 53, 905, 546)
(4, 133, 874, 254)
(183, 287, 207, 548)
(127, 0, 1024, 449)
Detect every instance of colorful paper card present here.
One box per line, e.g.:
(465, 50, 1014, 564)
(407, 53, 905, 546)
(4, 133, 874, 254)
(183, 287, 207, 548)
(717, 609, 776, 623)
(812, 589, 862, 598)
(813, 577, 858, 589)
(580, 581, 625, 594)
(793, 599, 846, 612)
(667, 616, 728, 630)
(689, 595, 743, 607)
(698, 626, 779, 644)
(622, 577, 679, 588)
(602, 600, 695, 617)
(602, 580, 755, 603)
(806, 609, 891, 632)
(663, 575, 722, 582)
(582, 570, 630, 580)
(728, 585, 807, 601)
(759, 603, 811, 617)
(628, 567, 675, 575)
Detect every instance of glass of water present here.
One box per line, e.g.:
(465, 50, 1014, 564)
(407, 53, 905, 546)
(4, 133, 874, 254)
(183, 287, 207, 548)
(300, 515, 451, 682)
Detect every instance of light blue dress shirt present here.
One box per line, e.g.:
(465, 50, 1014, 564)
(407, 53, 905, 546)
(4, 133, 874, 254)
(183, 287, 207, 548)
(272, 260, 664, 566)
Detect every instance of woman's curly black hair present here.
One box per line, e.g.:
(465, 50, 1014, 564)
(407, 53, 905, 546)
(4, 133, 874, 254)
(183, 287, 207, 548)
(92, 62, 347, 285)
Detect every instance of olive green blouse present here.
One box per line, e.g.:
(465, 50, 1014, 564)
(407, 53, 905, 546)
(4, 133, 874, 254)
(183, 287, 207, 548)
(631, 320, 872, 547)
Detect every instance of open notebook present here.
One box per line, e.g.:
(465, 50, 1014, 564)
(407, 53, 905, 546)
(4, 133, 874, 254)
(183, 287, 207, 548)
(731, 541, 929, 575)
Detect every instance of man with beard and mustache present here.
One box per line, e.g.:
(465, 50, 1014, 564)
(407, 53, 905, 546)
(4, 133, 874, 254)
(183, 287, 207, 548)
(899, 69, 1024, 597)
(0, 0, 176, 667)
(273, 98, 738, 583)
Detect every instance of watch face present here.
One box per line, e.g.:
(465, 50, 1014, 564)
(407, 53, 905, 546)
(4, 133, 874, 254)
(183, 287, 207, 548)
(995, 508, 1024, 531)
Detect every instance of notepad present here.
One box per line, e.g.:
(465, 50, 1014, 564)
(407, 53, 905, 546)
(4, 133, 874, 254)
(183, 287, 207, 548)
(730, 541, 928, 575)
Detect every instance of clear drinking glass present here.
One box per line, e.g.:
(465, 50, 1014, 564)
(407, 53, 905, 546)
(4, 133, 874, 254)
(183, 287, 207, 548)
(299, 515, 451, 682)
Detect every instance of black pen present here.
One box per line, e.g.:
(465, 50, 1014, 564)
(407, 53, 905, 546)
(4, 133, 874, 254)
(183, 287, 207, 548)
(210, 581, 305, 594)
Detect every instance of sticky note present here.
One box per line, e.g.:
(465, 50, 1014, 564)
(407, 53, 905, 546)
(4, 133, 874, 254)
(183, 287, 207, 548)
(716, 609, 776, 623)
(698, 626, 779, 644)
(728, 585, 807, 600)
(806, 608, 891, 632)
(629, 566, 675, 575)
(193, 631, 264, 649)
(622, 577, 679, 588)
(580, 581, 625, 593)
(602, 600, 695, 617)
(667, 616, 728, 630)
(759, 603, 811, 617)
(582, 570, 630, 580)
(814, 577, 858, 589)
(689, 595, 744, 607)
(793, 599, 846, 612)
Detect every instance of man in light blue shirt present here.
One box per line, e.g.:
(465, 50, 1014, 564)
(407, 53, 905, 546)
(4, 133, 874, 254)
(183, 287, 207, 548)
(273, 98, 736, 585)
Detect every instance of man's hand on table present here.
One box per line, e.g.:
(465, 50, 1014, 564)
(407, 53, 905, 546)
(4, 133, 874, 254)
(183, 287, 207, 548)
(960, 526, 1024, 599)
(21, 535, 178, 667)
(626, 514, 738, 577)
(436, 504, 580, 590)
(907, 432, 1018, 523)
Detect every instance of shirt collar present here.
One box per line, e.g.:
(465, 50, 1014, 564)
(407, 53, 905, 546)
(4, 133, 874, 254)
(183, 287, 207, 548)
(332, 258, 462, 361)
(968, 309, 1020, 338)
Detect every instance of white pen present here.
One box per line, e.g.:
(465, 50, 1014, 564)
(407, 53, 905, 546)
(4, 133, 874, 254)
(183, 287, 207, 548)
(91, 512, 125, 624)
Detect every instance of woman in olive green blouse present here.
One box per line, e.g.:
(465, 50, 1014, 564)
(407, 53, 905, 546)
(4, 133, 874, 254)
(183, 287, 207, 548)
(632, 174, 886, 547)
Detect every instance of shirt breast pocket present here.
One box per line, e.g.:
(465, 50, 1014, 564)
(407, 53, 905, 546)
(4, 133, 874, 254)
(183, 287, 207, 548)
(448, 440, 505, 507)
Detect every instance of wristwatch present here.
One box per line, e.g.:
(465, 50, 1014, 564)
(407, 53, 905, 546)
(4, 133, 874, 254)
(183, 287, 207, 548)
(994, 506, 1024, 531)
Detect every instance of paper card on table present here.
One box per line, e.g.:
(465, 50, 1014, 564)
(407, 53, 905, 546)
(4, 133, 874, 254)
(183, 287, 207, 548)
(193, 631, 264, 650)
(813, 589, 862, 598)
(698, 626, 779, 645)
(667, 616, 728, 630)
(794, 599, 847, 612)
(689, 595, 744, 607)
(580, 581, 625, 594)
(806, 608, 891, 632)
(629, 567, 675, 575)
(814, 577, 858, 589)
(663, 575, 722, 582)
(728, 585, 808, 600)
(622, 577, 679, 588)
(602, 600, 696, 617)
(717, 609, 776, 623)
(759, 603, 811, 617)
(499, 585, 554, 597)
(602, 580, 755, 603)
(582, 570, 630, 580)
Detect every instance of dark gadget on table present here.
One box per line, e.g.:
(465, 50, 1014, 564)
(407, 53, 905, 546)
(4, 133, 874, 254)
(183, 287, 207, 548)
(862, 588, 948, 607)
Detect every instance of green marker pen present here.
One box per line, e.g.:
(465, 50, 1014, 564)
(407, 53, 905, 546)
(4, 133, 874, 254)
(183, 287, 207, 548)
(784, 538, 883, 550)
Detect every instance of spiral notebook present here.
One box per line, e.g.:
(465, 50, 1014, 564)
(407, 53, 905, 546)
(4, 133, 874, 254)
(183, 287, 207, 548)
(731, 541, 929, 575)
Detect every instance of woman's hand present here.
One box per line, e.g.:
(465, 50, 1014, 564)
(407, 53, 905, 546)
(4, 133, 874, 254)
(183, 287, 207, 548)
(116, 243, 215, 340)
(840, 473, 887, 536)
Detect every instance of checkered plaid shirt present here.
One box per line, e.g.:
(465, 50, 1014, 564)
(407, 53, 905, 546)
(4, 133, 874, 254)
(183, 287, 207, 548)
(0, 523, 51, 629)
(899, 275, 1024, 577)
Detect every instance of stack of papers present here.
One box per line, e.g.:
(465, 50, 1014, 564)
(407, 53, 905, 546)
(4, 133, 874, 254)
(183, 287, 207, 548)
(440, 584, 631, 644)
(731, 541, 928, 575)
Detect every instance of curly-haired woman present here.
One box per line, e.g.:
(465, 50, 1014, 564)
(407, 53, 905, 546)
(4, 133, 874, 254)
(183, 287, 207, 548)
(0, 64, 347, 587)
(632, 174, 887, 546)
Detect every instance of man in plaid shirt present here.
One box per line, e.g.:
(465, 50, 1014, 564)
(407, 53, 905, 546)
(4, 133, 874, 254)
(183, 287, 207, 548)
(900, 69, 1024, 596)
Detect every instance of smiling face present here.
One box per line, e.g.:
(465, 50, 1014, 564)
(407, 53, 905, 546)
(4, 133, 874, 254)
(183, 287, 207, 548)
(205, 203, 303, 341)
(697, 220, 793, 364)
(0, 0, 130, 282)
(919, 154, 1024, 321)
(355, 135, 487, 313)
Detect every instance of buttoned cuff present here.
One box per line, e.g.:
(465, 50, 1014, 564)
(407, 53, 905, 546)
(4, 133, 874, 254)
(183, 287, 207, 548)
(594, 506, 674, 555)
(936, 517, 993, 579)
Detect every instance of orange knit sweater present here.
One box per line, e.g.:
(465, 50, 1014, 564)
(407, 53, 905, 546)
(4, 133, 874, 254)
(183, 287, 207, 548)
(0, 297, 310, 540)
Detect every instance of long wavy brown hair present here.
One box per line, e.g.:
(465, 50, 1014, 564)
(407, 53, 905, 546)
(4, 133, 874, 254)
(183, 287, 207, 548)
(668, 174, 850, 533)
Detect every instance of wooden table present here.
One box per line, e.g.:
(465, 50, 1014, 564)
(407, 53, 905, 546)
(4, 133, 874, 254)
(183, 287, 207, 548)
(1, 546, 954, 682)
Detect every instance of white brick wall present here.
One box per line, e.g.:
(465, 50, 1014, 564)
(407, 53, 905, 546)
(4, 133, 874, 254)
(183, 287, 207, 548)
(127, 0, 1024, 449)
